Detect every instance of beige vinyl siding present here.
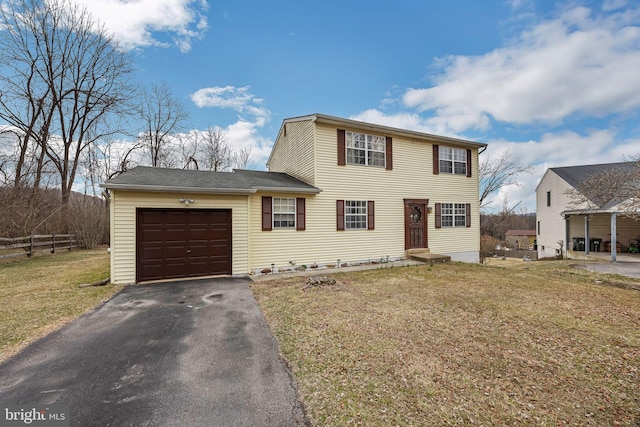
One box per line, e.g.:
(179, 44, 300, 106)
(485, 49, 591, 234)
(268, 119, 316, 185)
(249, 123, 481, 270)
(315, 124, 480, 258)
(110, 190, 249, 284)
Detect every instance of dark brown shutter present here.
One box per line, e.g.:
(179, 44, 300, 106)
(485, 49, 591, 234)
(433, 145, 439, 174)
(262, 196, 272, 231)
(337, 129, 346, 166)
(336, 200, 345, 231)
(367, 200, 375, 230)
(466, 203, 471, 227)
(385, 137, 393, 170)
(296, 198, 306, 231)
(466, 149, 472, 178)
(435, 203, 442, 228)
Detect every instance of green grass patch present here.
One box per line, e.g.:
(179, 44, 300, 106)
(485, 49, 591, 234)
(0, 248, 121, 361)
(252, 261, 640, 426)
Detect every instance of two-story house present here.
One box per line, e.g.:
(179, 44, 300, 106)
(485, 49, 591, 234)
(536, 162, 640, 260)
(104, 113, 486, 284)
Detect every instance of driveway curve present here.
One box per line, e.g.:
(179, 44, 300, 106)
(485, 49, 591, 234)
(0, 277, 307, 426)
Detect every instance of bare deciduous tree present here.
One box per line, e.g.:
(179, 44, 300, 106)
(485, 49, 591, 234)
(0, 0, 137, 203)
(232, 146, 253, 170)
(177, 127, 254, 172)
(198, 126, 232, 171)
(0, 1, 55, 188)
(566, 160, 640, 218)
(136, 83, 189, 168)
(479, 149, 533, 209)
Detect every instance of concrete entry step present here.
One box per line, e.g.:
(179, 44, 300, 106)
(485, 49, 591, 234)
(407, 249, 451, 264)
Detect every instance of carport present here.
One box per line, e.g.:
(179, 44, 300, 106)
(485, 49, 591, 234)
(562, 208, 640, 262)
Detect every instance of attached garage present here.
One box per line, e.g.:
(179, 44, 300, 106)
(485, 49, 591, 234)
(136, 208, 232, 282)
(103, 166, 321, 284)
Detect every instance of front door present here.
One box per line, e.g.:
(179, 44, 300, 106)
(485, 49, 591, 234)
(404, 199, 429, 250)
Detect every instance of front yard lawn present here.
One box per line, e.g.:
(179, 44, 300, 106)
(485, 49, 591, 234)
(252, 261, 640, 426)
(0, 248, 121, 362)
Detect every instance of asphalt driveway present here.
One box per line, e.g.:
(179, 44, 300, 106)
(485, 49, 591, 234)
(576, 261, 640, 279)
(0, 277, 307, 426)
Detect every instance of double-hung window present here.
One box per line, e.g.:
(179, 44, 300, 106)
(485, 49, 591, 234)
(273, 197, 296, 228)
(441, 203, 467, 227)
(439, 146, 467, 175)
(346, 131, 385, 167)
(345, 200, 367, 229)
(337, 200, 374, 231)
(262, 196, 305, 231)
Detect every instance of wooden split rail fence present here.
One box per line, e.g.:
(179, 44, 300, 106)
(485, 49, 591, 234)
(0, 234, 78, 260)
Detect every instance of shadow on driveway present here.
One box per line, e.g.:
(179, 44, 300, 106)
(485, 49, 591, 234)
(0, 277, 307, 426)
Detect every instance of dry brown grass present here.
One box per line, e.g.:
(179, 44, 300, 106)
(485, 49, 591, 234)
(0, 248, 121, 362)
(251, 261, 640, 426)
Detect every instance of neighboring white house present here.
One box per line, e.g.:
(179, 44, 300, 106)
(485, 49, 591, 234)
(535, 162, 640, 260)
(104, 113, 487, 284)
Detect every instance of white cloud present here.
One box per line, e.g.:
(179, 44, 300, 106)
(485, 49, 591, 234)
(223, 120, 273, 169)
(349, 109, 470, 140)
(190, 86, 270, 124)
(190, 86, 273, 168)
(403, 4, 640, 133)
(350, 109, 438, 134)
(479, 130, 640, 211)
(603, 0, 627, 12)
(65, 0, 209, 52)
(505, 0, 535, 13)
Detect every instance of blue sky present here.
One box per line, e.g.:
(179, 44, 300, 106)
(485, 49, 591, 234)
(73, 0, 640, 211)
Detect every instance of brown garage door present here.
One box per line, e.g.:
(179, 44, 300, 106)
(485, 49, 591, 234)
(136, 208, 232, 282)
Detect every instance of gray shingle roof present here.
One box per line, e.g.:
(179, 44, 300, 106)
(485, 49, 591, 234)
(103, 166, 321, 194)
(551, 162, 635, 189)
(552, 161, 639, 212)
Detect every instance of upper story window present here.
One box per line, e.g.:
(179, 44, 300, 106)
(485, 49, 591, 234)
(337, 129, 392, 170)
(433, 145, 471, 177)
(439, 147, 467, 175)
(546, 191, 551, 207)
(346, 131, 386, 167)
(273, 197, 296, 228)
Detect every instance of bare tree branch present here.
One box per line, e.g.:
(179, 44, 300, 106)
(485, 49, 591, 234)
(565, 159, 640, 219)
(0, 0, 137, 203)
(136, 83, 189, 168)
(197, 126, 232, 171)
(479, 149, 533, 209)
(232, 146, 253, 170)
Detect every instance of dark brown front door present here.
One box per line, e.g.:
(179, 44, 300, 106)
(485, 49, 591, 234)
(136, 208, 232, 282)
(404, 199, 428, 250)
